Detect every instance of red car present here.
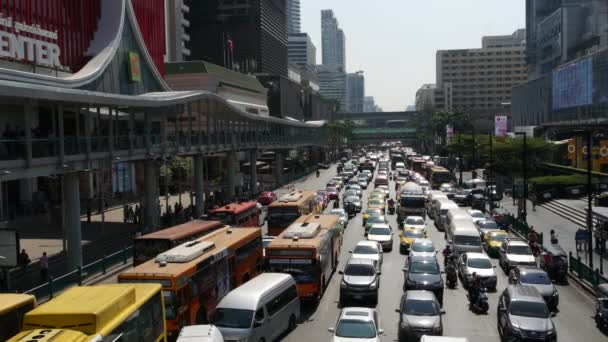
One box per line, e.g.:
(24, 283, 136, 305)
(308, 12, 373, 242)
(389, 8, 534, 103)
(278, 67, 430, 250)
(256, 191, 277, 205)
(326, 187, 339, 200)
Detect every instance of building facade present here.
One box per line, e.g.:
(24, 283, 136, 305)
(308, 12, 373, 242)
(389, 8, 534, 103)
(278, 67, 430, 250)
(287, 0, 301, 34)
(186, 0, 288, 77)
(165, 0, 191, 62)
(347, 72, 365, 112)
(321, 9, 346, 71)
(415, 84, 437, 113)
(317, 64, 347, 111)
(288, 33, 317, 68)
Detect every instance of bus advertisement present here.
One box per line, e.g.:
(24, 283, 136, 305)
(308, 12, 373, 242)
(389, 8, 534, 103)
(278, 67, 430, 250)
(119, 227, 263, 337)
(427, 166, 452, 189)
(0, 294, 36, 341)
(267, 190, 319, 236)
(265, 214, 342, 300)
(133, 220, 226, 266)
(10, 284, 166, 342)
(207, 201, 261, 227)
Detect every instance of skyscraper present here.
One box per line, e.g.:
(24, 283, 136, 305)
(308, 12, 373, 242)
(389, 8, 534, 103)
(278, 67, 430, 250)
(321, 10, 346, 70)
(347, 72, 365, 112)
(287, 0, 301, 34)
(288, 33, 317, 68)
(317, 64, 347, 111)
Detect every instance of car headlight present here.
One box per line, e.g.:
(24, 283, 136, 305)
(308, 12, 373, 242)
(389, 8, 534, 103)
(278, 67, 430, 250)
(341, 280, 348, 288)
(370, 281, 378, 290)
(406, 279, 417, 287)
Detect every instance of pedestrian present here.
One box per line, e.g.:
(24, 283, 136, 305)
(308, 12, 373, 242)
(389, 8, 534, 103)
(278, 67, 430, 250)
(123, 205, 129, 223)
(18, 249, 30, 269)
(531, 193, 537, 212)
(128, 206, 135, 223)
(40, 252, 48, 281)
(575, 228, 586, 251)
(86, 202, 92, 223)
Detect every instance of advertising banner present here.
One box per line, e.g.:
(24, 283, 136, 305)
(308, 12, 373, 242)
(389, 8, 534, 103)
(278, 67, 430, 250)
(446, 125, 454, 144)
(552, 57, 593, 110)
(494, 116, 508, 137)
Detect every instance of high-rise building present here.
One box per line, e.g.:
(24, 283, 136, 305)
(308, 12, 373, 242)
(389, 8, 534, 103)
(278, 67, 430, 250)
(347, 72, 365, 112)
(317, 65, 347, 111)
(185, 0, 288, 77)
(415, 84, 437, 113)
(165, 0, 191, 62)
(288, 33, 317, 68)
(287, 0, 301, 34)
(321, 10, 346, 71)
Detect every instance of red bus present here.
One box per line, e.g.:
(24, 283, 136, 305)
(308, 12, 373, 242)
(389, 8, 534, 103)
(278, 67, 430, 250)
(207, 201, 260, 227)
(133, 220, 225, 266)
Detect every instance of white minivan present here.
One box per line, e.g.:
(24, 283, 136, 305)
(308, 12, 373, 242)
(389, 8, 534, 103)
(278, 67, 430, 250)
(436, 200, 459, 231)
(177, 325, 224, 342)
(445, 208, 472, 232)
(448, 220, 483, 254)
(213, 273, 301, 342)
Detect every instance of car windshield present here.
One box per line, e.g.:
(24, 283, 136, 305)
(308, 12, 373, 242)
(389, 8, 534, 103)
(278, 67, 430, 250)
(345, 191, 357, 197)
(508, 245, 532, 255)
(353, 245, 378, 255)
(410, 261, 439, 274)
(470, 211, 485, 218)
(369, 227, 391, 235)
(403, 299, 439, 316)
(369, 200, 384, 206)
(368, 216, 385, 224)
(345, 263, 375, 276)
(213, 308, 254, 328)
(509, 301, 550, 318)
(317, 190, 327, 196)
(405, 230, 424, 238)
(520, 272, 552, 285)
(454, 235, 480, 246)
(491, 234, 507, 242)
(346, 196, 360, 203)
(479, 221, 499, 229)
(413, 243, 434, 253)
(330, 210, 346, 217)
(468, 258, 492, 269)
(335, 320, 376, 339)
(406, 218, 425, 225)
(366, 209, 382, 216)
(326, 187, 337, 192)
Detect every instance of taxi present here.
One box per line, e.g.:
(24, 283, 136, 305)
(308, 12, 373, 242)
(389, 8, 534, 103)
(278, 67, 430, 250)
(367, 198, 386, 214)
(362, 208, 383, 226)
(399, 227, 426, 254)
(483, 230, 509, 257)
(370, 189, 385, 198)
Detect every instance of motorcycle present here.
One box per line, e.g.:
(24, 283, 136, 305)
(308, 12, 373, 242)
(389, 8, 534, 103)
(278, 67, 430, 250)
(388, 202, 395, 215)
(446, 264, 458, 289)
(530, 241, 541, 257)
(467, 288, 489, 314)
(316, 170, 320, 178)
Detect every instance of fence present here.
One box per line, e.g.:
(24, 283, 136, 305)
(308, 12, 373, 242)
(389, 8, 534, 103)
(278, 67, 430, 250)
(569, 252, 608, 286)
(26, 246, 133, 303)
(505, 214, 544, 245)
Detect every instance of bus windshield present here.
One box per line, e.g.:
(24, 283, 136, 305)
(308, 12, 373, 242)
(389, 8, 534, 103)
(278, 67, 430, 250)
(268, 261, 318, 283)
(268, 208, 300, 227)
(400, 197, 425, 207)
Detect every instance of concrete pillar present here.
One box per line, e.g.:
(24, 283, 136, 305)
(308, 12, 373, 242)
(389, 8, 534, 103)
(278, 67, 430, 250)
(62, 173, 82, 270)
(250, 150, 258, 196)
(227, 151, 236, 200)
(19, 178, 37, 202)
(193, 155, 204, 217)
(273, 151, 284, 184)
(144, 159, 158, 229)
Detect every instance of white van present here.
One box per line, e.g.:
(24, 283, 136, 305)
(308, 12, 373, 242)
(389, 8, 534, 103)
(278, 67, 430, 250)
(448, 220, 482, 254)
(177, 325, 224, 342)
(436, 200, 458, 231)
(213, 273, 300, 342)
(445, 208, 472, 232)
(420, 336, 469, 342)
(426, 191, 447, 219)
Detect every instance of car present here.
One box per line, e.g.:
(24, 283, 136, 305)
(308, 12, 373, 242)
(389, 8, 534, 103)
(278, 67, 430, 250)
(367, 224, 394, 252)
(368, 193, 385, 203)
(439, 183, 453, 193)
(332, 177, 344, 189)
(399, 227, 426, 254)
(343, 189, 358, 201)
(457, 252, 497, 291)
(467, 209, 486, 224)
(343, 170, 355, 180)
(403, 216, 426, 233)
(349, 184, 363, 197)
(346, 179, 359, 189)
(397, 291, 444, 341)
(361, 170, 373, 182)
(327, 180, 339, 190)
(339, 258, 381, 304)
(410, 238, 437, 258)
(367, 199, 386, 214)
(508, 267, 559, 311)
(363, 208, 383, 227)
(365, 215, 387, 234)
(256, 191, 277, 205)
(331, 208, 349, 229)
(351, 240, 383, 269)
(376, 185, 390, 198)
(358, 177, 369, 189)
(329, 307, 384, 342)
(497, 285, 557, 342)
(378, 170, 388, 177)
(484, 230, 509, 258)
(475, 219, 501, 238)
(374, 175, 389, 187)
(403, 255, 444, 305)
(499, 238, 537, 273)
(326, 186, 339, 200)
(344, 195, 363, 213)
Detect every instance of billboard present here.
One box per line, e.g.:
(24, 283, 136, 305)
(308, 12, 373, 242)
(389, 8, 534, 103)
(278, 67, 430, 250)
(446, 125, 454, 143)
(494, 116, 508, 137)
(552, 57, 593, 110)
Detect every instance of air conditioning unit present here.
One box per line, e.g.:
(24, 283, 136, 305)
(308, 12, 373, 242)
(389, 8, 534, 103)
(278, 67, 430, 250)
(156, 240, 215, 263)
(283, 222, 321, 239)
(279, 190, 303, 202)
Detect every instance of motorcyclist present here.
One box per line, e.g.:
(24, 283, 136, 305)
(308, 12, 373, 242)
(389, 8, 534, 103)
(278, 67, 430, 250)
(528, 226, 538, 244)
(333, 197, 340, 209)
(442, 245, 453, 259)
(345, 201, 356, 217)
(316, 170, 320, 178)
(387, 198, 396, 212)
(550, 229, 558, 244)
(468, 272, 482, 304)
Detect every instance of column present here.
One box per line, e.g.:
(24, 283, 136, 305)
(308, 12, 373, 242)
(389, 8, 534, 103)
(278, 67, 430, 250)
(63, 173, 82, 270)
(19, 178, 37, 202)
(193, 154, 204, 217)
(227, 151, 236, 200)
(250, 149, 258, 196)
(273, 151, 284, 185)
(143, 159, 158, 230)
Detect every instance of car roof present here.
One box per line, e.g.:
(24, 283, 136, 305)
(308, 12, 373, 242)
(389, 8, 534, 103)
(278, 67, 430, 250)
(507, 285, 545, 303)
(517, 267, 547, 276)
(331, 209, 345, 213)
(340, 307, 375, 321)
(463, 252, 488, 259)
(370, 223, 390, 229)
(409, 255, 438, 262)
(477, 219, 496, 224)
(508, 240, 529, 246)
(405, 290, 438, 301)
(467, 209, 484, 214)
(405, 216, 425, 220)
(347, 258, 376, 266)
(412, 238, 433, 245)
(356, 240, 380, 248)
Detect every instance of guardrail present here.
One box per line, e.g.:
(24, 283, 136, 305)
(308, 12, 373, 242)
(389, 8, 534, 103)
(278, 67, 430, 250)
(569, 252, 608, 286)
(26, 246, 133, 302)
(505, 214, 544, 245)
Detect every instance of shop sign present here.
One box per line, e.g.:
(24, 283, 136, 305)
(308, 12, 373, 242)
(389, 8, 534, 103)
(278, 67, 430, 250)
(0, 13, 63, 69)
(128, 52, 142, 82)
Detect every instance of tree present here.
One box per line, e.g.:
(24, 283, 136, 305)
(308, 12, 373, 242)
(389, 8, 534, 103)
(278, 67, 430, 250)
(328, 121, 353, 149)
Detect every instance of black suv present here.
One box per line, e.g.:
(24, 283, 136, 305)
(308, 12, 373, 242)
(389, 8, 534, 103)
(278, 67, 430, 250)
(497, 285, 557, 341)
(402, 255, 444, 305)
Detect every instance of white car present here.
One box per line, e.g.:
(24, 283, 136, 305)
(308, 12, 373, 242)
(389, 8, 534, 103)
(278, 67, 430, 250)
(177, 325, 223, 342)
(367, 224, 394, 252)
(403, 216, 426, 233)
(409, 238, 437, 258)
(351, 240, 383, 269)
(329, 307, 384, 342)
(331, 209, 348, 228)
(457, 252, 497, 291)
(467, 209, 486, 224)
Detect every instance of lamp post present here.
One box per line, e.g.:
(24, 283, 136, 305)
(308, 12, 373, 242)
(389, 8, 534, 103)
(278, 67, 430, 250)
(574, 130, 594, 269)
(514, 132, 527, 223)
(488, 132, 494, 211)
(458, 133, 463, 186)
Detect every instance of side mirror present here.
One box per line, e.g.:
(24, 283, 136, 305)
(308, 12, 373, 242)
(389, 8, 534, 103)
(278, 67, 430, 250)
(349, 251, 353, 253)
(440, 271, 446, 274)
(402, 267, 407, 272)
(395, 308, 401, 313)
(328, 327, 335, 333)
(440, 310, 446, 315)
(378, 329, 385, 335)
(551, 312, 557, 317)
(377, 271, 382, 275)
(254, 319, 264, 328)
(493, 265, 497, 268)
(338, 270, 344, 275)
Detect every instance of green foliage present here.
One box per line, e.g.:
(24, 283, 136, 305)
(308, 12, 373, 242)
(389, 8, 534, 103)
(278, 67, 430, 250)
(328, 121, 354, 147)
(159, 157, 192, 180)
(529, 174, 590, 186)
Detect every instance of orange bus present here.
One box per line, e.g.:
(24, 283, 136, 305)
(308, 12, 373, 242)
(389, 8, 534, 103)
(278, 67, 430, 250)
(265, 214, 342, 300)
(267, 190, 319, 236)
(207, 201, 260, 227)
(118, 227, 263, 338)
(133, 220, 226, 266)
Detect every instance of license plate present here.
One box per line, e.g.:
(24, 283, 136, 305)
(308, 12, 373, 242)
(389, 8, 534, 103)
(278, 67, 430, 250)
(354, 295, 362, 299)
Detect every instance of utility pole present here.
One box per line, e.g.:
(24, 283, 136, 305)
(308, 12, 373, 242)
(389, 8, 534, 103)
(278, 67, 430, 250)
(488, 132, 494, 211)
(458, 133, 463, 186)
(586, 130, 593, 269)
(523, 132, 527, 223)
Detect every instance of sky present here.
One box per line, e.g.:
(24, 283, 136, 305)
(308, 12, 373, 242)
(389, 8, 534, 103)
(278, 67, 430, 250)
(300, 0, 525, 111)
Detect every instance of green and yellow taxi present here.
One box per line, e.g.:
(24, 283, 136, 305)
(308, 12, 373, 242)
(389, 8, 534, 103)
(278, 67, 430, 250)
(367, 198, 386, 214)
(484, 230, 509, 257)
(399, 227, 426, 254)
(362, 208, 383, 227)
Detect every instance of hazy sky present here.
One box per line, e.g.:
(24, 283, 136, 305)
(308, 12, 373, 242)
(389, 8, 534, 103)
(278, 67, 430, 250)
(301, 0, 525, 111)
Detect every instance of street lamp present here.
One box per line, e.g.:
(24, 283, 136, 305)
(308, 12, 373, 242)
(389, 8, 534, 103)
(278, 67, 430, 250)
(488, 132, 494, 211)
(574, 129, 594, 269)
(514, 132, 527, 223)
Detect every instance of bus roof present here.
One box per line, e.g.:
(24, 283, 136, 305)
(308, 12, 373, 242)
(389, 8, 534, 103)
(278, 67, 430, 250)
(0, 293, 35, 314)
(7, 329, 89, 342)
(268, 190, 316, 208)
(120, 227, 261, 279)
(266, 214, 339, 250)
(209, 201, 258, 215)
(134, 220, 225, 241)
(22, 283, 161, 335)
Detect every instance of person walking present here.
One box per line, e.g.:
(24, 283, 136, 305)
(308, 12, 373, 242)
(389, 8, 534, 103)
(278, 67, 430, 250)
(39, 252, 48, 281)
(18, 249, 30, 269)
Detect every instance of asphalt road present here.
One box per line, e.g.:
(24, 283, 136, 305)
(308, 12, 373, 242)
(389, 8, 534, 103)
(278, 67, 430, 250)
(282, 163, 606, 342)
